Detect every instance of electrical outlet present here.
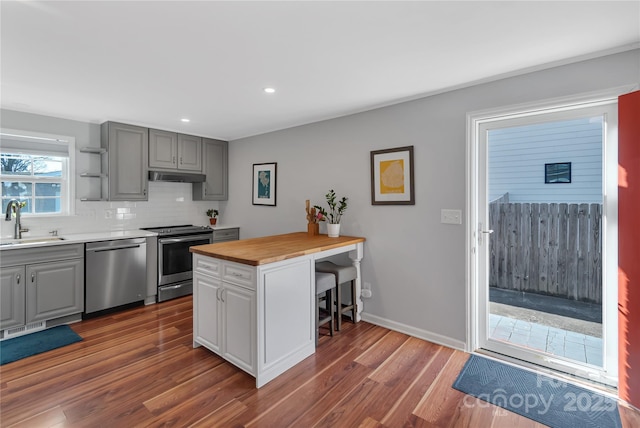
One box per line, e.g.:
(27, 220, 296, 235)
(441, 209, 462, 225)
(362, 282, 372, 298)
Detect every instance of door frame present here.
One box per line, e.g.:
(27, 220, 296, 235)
(465, 86, 635, 387)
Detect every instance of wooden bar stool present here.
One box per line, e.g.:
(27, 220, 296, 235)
(315, 271, 336, 346)
(315, 261, 357, 331)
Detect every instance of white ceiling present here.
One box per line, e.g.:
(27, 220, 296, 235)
(1, 1, 639, 141)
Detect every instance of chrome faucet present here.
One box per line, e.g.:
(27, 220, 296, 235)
(4, 199, 28, 239)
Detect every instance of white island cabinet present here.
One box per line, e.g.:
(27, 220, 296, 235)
(191, 232, 365, 388)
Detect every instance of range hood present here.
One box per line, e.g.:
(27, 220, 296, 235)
(148, 170, 206, 183)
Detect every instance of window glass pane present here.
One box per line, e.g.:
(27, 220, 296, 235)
(1, 181, 33, 198)
(1, 198, 31, 214)
(35, 182, 61, 197)
(1, 154, 31, 175)
(545, 162, 572, 183)
(1, 138, 71, 215)
(35, 198, 60, 213)
(33, 157, 63, 177)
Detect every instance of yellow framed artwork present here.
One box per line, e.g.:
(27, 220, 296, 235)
(370, 146, 415, 205)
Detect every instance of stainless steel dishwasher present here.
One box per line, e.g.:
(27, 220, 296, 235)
(85, 237, 147, 316)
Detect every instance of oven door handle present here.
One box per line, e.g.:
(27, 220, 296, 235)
(162, 283, 187, 291)
(158, 235, 212, 245)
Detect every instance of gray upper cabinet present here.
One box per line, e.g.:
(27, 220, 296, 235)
(193, 138, 228, 201)
(149, 129, 178, 170)
(149, 130, 202, 172)
(102, 122, 149, 201)
(177, 134, 202, 172)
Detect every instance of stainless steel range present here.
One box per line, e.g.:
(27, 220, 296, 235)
(141, 225, 213, 302)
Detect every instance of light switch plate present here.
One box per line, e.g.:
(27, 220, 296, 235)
(441, 209, 462, 225)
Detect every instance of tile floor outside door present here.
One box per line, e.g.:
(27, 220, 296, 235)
(490, 313, 603, 366)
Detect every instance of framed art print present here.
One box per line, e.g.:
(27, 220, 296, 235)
(252, 162, 277, 206)
(370, 146, 415, 205)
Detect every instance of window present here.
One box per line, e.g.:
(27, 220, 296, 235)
(0, 130, 75, 216)
(544, 162, 572, 184)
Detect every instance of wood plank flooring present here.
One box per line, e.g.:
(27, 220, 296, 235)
(1, 296, 639, 427)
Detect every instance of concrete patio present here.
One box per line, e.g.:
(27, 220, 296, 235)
(489, 288, 603, 366)
(489, 312, 603, 366)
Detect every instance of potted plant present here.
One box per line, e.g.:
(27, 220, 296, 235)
(206, 209, 219, 226)
(314, 189, 348, 237)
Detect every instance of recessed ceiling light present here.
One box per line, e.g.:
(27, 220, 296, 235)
(264, 87, 276, 94)
(181, 118, 190, 123)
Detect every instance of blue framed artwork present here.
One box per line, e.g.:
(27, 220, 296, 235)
(252, 162, 277, 206)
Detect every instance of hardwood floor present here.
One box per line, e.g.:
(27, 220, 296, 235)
(1, 296, 639, 427)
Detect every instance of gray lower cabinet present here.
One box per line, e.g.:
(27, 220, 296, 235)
(0, 266, 25, 330)
(0, 244, 84, 332)
(193, 138, 228, 201)
(213, 228, 239, 243)
(27, 259, 84, 323)
(102, 121, 149, 201)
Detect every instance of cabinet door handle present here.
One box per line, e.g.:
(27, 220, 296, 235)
(220, 289, 225, 303)
(180, 157, 183, 165)
(31, 272, 36, 283)
(216, 288, 220, 301)
(16, 273, 20, 284)
(173, 156, 176, 164)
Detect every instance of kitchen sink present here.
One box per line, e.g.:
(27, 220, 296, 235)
(0, 237, 66, 246)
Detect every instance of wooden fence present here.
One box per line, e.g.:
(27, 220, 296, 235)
(488, 200, 602, 304)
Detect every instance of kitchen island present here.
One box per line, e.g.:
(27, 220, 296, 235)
(190, 232, 365, 388)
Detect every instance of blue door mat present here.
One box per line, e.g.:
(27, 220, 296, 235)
(0, 325, 83, 365)
(453, 354, 621, 428)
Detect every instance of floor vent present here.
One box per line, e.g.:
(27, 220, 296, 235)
(1, 321, 46, 340)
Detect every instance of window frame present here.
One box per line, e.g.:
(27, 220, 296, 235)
(544, 161, 572, 184)
(0, 128, 75, 217)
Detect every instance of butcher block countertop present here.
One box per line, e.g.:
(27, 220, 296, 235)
(190, 232, 365, 266)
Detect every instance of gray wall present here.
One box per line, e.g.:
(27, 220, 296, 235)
(226, 49, 640, 347)
(0, 109, 100, 145)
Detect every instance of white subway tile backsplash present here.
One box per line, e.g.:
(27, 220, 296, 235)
(0, 181, 221, 239)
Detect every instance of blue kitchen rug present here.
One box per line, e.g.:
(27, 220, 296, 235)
(453, 354, 621, 428)
(0, 325, 82, 365)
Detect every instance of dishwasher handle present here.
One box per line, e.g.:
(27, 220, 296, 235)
(86, 238, 146, 253)
(89, 244, 141, 253)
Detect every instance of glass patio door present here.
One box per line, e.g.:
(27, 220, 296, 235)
(470, 96, 619, 387)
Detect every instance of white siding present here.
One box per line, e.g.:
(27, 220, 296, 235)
(488, 117, 603, 203)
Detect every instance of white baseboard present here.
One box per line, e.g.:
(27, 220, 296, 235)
(360, 312, 467, 351)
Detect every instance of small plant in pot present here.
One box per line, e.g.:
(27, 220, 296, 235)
(206, 209, 219, 226)
(314, 189, 348, 237)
